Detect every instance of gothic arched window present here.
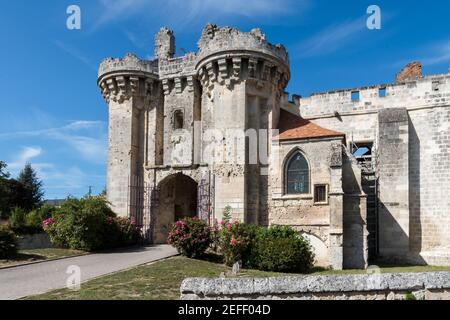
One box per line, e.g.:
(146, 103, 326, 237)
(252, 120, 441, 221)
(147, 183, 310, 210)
(285, 151, 310, 195)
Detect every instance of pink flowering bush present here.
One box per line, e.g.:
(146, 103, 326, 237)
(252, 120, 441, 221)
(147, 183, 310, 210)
(42, 217, 55, 229)
(45, 196, 141, 251)
(167, 217, 211, 258)
(115, 217, 142, 246)
(214, 221, 259, 267)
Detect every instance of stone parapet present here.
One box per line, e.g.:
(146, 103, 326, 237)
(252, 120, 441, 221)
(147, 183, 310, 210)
(197, 24, 289, 68)
(297, 72, 450, 119)
(181, 272, 450, 300)
(98, 54, 159, 104)
(196, 24, 290, 93)
(98, 53, 158, 79)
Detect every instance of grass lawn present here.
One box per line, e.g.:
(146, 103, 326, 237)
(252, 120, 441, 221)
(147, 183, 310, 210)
(27, 255, 450, 300)
(0, 248, 86, 269)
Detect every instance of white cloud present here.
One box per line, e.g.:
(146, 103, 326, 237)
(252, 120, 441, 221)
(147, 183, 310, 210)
(8, 146, 43, 170)
(54, 40, 97, 72)
(42, 166, 104, 191)
(64, 120, 105, 131)
(294, 17, 367, 58)
(394, 40, 450, 69)
(0, 121, 107, 165)
(94, 0, 305, 30)
(421, 41, 450, 66)
(7, 146, 55, 181)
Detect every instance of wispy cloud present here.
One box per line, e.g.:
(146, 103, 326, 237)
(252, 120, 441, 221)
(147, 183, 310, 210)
(421, 41, 450, 66)
(42, 166, 105, 192)
(8, 146, 44, 171)
(393, 40, 450, 69)
(54, 40, 97, 71)
(5, 145, 105, 198)
(0, 121, 107, 165)
(293, 16, 367, 59)
(94, 0, 306, 30)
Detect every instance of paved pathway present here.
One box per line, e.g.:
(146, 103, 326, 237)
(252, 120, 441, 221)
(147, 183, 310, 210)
(0, 245, 178, 300)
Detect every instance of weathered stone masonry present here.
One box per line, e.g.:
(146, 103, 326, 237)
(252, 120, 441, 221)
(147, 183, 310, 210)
(295, 68, 450, 266)
(98, 24, 450, 270)
(181, 272, 450, 300)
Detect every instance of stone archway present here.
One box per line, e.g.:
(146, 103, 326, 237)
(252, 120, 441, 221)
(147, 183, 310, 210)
(153, 173, 198, 244)
(302, 233, 329, 267)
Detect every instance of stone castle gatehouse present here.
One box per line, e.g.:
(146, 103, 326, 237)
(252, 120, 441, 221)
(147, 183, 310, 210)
(98, 25, 450, 270)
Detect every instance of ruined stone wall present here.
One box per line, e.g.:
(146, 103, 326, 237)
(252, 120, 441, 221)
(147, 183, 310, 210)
(294, 73, 450, 265)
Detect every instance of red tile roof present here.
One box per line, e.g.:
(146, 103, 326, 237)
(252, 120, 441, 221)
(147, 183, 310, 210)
(274, 109, 345, 141)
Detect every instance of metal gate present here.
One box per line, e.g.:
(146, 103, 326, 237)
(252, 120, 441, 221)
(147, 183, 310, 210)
(128, 172, 215, 244)
(128, 175, 159, 244)
(197, 172, 215, 225)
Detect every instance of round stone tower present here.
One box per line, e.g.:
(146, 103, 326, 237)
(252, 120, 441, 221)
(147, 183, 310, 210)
(195, 24, 290, 224)
(98, 53, 161, 216)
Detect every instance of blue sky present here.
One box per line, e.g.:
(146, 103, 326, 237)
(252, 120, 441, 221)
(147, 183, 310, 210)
(0, 0, 449, 199)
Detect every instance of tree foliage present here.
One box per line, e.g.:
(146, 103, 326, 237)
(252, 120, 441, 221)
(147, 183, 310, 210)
(17, 163, 44, 211)
(0, 162, 44, 218)
(0, 161, 10, 179)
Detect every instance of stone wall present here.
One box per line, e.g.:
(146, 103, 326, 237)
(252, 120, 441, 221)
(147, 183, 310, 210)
(342, 150, 368, 269)
(99, 25, 450, 267)
(396, 61, 422, 83)
(180, 272, 450, 300)
(378, 108, 410, 259)
(292, 72, 450, 265)
(18, 234, 53, 250)
(268, 138, 349, 269)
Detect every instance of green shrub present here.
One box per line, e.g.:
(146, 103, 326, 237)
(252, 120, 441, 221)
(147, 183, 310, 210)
(115, 217, 142, 246)
(222, 206, 232, 224)
(405, 292, 417, 301)
(215, 221, 259, 267)
(168, 217, 211, 258)
(9, 207, 26, 229)
(44, 197, 141, 252)
(0, 225, 18, 259)
(9, 204, 57, 235)
(252, 226, 315, 273)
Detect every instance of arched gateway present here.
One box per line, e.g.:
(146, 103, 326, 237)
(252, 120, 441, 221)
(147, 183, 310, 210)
(152, 173, 198, 244)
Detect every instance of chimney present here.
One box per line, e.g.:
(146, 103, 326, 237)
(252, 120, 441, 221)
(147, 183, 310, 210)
(396, 61, 422, 83)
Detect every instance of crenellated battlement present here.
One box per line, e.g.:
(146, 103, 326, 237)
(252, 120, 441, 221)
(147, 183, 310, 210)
(158, 52, 196, 79)
(293, 71, 450, 119)
(197, 24, 289, 68)
(98, 53, 158, 79)
(98, 25, 291, 100)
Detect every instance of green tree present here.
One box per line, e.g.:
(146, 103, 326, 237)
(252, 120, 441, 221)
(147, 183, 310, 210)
(17, 163, 44, 210)
(0, 161, 10, 179)
(0, 161, 11, 218)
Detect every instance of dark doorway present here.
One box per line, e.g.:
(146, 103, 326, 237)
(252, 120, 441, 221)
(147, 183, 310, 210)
(153, 174, 198, 244)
